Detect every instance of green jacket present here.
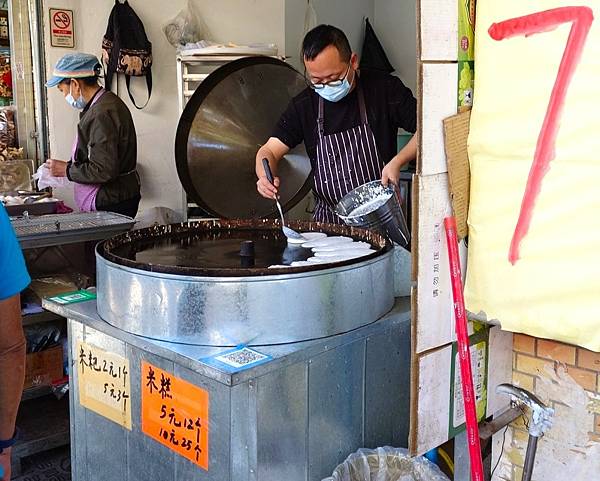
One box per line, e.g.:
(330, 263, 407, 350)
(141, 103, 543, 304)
(66, 90, 140, 208)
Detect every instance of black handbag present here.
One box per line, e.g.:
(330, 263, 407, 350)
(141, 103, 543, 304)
(102, 0, 152, 109)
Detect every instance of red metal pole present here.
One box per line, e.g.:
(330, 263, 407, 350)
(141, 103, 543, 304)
(444, 216, 484, 481)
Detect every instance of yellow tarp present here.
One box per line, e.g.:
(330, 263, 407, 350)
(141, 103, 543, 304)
(465, 1, 600, 351)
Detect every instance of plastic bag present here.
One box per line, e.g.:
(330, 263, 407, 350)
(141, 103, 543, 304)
(163, 0, 204, 47)
(303, 0, 317, 37)
(33, 164, 70, 190)
(298, 0, 317, 54)
(322, 447, 449, 481)
(134, 206, 182, 229)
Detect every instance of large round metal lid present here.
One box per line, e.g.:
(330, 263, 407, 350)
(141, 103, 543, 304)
(175, 57, 312, 219)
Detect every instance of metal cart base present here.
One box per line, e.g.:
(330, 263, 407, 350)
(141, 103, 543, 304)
(44, 298, 411, 481)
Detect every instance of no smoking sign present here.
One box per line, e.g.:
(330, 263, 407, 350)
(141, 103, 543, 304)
(49, 8, 74, 48)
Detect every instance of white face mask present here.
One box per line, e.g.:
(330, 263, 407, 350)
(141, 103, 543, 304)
(65, 82, 86, 110)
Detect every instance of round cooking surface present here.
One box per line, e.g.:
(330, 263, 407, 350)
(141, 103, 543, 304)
(111, 229, 315, 270)
(175, 57, 312, 219)
(99, 219, 389, 277)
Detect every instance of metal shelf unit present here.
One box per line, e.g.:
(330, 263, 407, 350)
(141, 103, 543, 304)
(10, 212, 135, 474)
(176, 54, 254, 110)
(12, 395, 70, 477)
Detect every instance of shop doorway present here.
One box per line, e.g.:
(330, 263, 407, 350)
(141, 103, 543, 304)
(2, 0, 48, 171)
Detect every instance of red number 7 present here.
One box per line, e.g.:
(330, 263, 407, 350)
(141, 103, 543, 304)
(488, 7, 594, 265)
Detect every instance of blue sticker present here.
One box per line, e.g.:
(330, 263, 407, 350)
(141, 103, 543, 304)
(202, 345, 272, 372)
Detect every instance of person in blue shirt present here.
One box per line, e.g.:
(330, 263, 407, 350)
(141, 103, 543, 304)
(0, 204, 30, 481)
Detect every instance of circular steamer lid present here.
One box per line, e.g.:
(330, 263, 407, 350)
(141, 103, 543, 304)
(175, 57, 312, 219)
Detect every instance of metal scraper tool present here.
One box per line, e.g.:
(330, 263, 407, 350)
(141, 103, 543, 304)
(261, 158, 305, 242)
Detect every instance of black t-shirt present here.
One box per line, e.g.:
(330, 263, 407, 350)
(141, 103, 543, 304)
(272, 69, 417, 166)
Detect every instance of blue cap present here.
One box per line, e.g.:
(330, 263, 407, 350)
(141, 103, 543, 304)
(46, 52, 102, 88)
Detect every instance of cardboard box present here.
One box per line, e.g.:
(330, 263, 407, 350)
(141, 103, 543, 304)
(458, 60, 474, 110)
(26, 276, 79, 303)
(24, 345, 63, 390)
(458, 0, 476, 61)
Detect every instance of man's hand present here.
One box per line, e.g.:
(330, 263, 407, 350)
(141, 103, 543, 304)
(0, 448, 11, 481)
(381, 134, 417, 186)
(255, 137, 290, 199)
(381, 157, 404, 186)
(256, 175, 280, 200)
(45, 159, 68, 177)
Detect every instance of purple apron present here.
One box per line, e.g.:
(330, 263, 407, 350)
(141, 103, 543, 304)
(72, 89, 105, 212)
(313, 84, 384, 223)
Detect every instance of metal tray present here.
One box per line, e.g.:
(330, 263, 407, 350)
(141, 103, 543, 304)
(5, 200, 58, 217)
(13, 211, 135, 249)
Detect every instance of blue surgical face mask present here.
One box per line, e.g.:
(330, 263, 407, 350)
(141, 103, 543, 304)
(65, 82, 86, 110)
(316, 78, 352, 103)
(314, 65, 354, 103)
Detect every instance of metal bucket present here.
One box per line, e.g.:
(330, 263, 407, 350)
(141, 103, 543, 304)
(335, 180, 410, 247)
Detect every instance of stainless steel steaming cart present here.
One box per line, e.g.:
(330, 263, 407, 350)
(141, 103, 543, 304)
(43, 57, 412, 481)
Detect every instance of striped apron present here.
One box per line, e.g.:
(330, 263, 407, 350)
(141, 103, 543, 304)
(313, 84, 384, 223)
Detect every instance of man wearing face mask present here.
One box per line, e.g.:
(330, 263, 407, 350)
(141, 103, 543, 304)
(256, 25, 416, 223)
(45, 53, 141, 218)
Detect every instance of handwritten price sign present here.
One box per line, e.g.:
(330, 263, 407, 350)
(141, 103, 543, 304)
(465, 1, 600, 351)
(77, 341, 132, 429)
(141, 362, 209, 470)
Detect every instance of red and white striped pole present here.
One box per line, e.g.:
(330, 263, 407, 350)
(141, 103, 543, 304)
(444, 216, 484, 481)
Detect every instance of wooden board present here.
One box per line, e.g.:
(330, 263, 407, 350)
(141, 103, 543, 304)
(414, 173, 468, 353)
(418, 0, 458, 61)
(419, 63, 459, 176)
(410, 173, 501, 457)
(486, 327, 513, 418)
(413, 345, 452, 455)
(411, 0, 517, 461)
(411, 327, 512, 456)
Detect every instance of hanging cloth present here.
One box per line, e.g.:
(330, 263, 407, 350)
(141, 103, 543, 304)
(360, 18, 395, 73)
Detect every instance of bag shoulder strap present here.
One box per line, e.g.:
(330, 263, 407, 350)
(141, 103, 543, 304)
(103, 1, 121, 90)
(125, 70, 152, 110)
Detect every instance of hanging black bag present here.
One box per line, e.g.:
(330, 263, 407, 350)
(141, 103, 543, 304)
(360, 18, 394, 74)
(102, 0, 152, 109)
